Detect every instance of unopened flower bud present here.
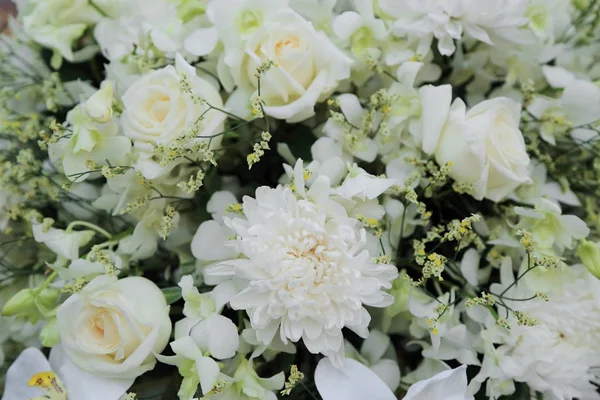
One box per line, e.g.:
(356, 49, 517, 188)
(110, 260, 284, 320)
(2, 288, 36, 319)
(40, 318, 60, 347)
(578, 240, 600, 279)
(85, 82, 114, 123)
(573, 0, 590, 10)
(35, 287, 61, 315)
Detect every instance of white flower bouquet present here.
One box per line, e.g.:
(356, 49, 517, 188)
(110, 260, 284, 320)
(1, 0, 600, 399)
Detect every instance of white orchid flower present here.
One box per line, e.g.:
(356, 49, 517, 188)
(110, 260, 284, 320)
(344, 330, 401, 392)
(315, 357, 473, 400)
(3, 347, 131, 400)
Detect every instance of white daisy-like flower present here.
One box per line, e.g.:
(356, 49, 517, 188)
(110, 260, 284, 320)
(380, 0, 528, 56)
(473, 259, 600, 399)
(204, 180, 397, 364)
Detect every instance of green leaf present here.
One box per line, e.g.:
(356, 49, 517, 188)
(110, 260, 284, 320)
(162, 287, 182, 305)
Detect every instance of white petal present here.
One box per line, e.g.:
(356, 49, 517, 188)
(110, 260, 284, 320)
(561, 215, 590, 240)
(561, 79, 600, 126)
(174, 317, 199, 340)
(64, 259, 105, 280)
(437, 35, 456, 56)
(360, 330, 390, 365)
(311, 137, 343, 162)
(211, 280, 239, 312)
(175, 53, 197, 77)
(277, 143, 297, 165)
(542, 182, 581, 206)
(460, 248, 480, 287)
(542, 66, 576, 89)
(2, 348, 50, 400)
(307, 175, 332, 205)
(396, 62, 423, 87)
(196, 356, 220, 394)
(49, 344, 132, 400)
(150, 29, 177, 52)
(315, 357, 396, 400)
(353, 138, 378, 162)
(207, 191, 238, 216)
(333, 12, 363, 39)
(370, 359, 401, 392)
(499, 257, 515, 288)
(463, 23, 491, 44)
(337, 174, 395, 200)
(338, 94, 364, 128)
(403, 365, 472, 400)
(191, 220, 232, 261)
(319, 158, 346, 186)
(184, 27, 219, 56)
(171, 336, 204, 360)
(420, 85, 452, 154)
(190, 314, 239, 360)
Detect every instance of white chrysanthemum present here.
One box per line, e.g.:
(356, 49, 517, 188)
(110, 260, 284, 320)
(475, 261, 600, 400)
(205, 183, 397, 364)
(380, 0, 528, 56)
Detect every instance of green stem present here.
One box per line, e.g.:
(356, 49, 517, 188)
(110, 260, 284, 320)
(89, 58, 103, 84)
(299, 381, 320, 400)
(66, 221, 112, 239)
(36, 271, 58, 294)
(499, 253, 535, 298)
(89, 0, 109, 17)
(395, 203, 408, 266)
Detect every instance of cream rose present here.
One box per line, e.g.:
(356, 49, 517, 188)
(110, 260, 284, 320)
(56, 275, 172, 381)
(228, 9, 352, 122)
(421, 90, 531, 201)
(121, 54, 225, 179)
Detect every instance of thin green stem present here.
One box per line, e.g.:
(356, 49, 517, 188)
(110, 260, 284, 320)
(500, 253, 535, 298)
(299, 381, 320, 400)
(89, 0, 109, 17)
(66, 221, 112, 239)
(36, 271, 58, 294)
(395, 204, 408, 266)
(492, 293, 538, 302)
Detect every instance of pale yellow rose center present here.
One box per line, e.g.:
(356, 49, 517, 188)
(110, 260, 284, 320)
(275, 36, 301, 54)
(145, 95, 171, 124)
(246, 31, 316, 104)
(77, 304, 149, 361)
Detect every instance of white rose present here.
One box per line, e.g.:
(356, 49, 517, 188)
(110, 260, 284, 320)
(227, 9, 352, 122)
(56, 275, 172, 381)
(121, 54, 225, 179)
(422, 90, 531, 201)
